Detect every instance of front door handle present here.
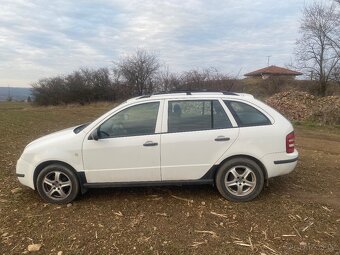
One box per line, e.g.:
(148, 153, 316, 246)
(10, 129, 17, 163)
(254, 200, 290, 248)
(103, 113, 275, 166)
(215, 136, 230, 142)
(143, 141, 158, 147)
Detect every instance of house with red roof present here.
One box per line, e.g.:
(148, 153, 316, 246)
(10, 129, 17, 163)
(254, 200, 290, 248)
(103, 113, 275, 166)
(244, 65, 303, 80)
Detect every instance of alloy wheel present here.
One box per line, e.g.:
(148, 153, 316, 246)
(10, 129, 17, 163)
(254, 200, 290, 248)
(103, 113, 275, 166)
(42, 170, 72, 200)
(224, 165, 257, 196)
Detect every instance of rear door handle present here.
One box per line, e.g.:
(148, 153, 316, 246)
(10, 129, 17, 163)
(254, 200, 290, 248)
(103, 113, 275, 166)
(143, 141, 158, 147)
(215, 136, 230, 142)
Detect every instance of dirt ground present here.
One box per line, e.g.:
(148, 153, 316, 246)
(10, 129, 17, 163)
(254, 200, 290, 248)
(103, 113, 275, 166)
(0, 102, 339, 255)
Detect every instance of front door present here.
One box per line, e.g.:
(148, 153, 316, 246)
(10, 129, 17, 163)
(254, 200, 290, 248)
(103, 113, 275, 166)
(82, 101, 162, 183)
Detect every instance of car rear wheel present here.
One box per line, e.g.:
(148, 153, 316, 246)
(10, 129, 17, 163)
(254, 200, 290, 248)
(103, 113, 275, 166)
(215, 157, 264, 202)
(36, 164, 79, 204)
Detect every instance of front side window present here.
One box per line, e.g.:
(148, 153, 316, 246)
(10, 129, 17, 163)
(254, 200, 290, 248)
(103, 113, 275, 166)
(224, 101, 271, 127)
(99, 102, 160, 138)
(168, 100, 232, 133)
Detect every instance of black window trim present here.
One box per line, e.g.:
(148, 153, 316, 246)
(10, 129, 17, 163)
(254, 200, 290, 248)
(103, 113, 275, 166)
(211, 100, 214, 129)
(224, 100, 272, 127)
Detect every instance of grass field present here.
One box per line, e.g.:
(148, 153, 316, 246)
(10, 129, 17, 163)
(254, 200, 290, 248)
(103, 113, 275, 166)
(0, 102, 339, 254)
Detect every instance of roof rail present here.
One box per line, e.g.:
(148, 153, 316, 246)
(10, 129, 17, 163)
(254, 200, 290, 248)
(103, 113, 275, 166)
(157, 90, 239, 95)
(138, 95, 152, 99)
(137, 90, 239, 99)
(154, 90, 192, 95)
(221, 92, 239, 96)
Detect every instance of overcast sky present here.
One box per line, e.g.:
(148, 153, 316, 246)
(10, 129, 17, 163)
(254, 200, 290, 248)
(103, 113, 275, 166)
(0, 0, 313, 88)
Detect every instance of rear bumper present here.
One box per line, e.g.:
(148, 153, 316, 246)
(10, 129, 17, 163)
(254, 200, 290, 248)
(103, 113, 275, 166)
(274, 157, 298, 165)
(261, 150, 298, 178)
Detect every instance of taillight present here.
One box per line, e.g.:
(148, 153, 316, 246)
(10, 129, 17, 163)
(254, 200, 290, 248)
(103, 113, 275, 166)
(286, 132, 295, 153)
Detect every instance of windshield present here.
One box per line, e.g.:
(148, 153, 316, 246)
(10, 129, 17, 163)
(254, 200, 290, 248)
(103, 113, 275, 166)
(73, 123, 89, 134)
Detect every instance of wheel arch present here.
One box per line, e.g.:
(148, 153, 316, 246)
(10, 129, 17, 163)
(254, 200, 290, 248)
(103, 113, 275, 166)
(33, 160, 87, 193)
(203, 154, 268, 181)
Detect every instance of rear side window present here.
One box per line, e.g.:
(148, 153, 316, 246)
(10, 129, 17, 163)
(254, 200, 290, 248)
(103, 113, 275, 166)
(224, 101, 271, 127)
(168, 100, 232, 132)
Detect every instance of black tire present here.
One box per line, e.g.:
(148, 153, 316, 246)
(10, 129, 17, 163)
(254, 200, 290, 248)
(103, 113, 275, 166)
(36, 164, 79, 204)
(215, 157, 264, 202)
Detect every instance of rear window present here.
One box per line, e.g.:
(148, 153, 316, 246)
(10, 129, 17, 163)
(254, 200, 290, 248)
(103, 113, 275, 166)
(224, 101, 271, 127)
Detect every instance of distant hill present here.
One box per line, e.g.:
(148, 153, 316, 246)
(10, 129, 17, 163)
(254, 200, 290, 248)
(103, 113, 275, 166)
(0, 87, 32, 101)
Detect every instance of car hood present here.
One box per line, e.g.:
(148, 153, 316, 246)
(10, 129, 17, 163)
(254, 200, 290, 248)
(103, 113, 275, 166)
(25, 126, 78, 150)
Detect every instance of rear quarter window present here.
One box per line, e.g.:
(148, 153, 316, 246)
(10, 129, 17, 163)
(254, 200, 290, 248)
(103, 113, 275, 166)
(224, 100, 271, 127)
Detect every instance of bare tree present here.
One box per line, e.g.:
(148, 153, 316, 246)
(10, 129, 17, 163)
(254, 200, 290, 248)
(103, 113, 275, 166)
(114, 49, 160, 95)
(180, 67, 232, 90)
(295, 1, 340, 96)
(180, 68, 210, 89)
(155, 66, 181, 92)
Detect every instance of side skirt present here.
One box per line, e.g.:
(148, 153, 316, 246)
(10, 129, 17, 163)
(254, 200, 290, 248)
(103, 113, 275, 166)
(83, 179, 213, 189)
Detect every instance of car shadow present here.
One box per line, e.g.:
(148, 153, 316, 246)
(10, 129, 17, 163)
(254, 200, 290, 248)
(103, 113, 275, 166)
(76, 184, 218, 203)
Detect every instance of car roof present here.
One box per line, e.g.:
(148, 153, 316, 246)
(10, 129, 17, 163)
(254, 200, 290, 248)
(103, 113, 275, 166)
(126, 92, 254, 103)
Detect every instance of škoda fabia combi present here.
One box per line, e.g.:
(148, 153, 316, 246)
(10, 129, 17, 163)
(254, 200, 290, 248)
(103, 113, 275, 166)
(16, 92, 298, 204)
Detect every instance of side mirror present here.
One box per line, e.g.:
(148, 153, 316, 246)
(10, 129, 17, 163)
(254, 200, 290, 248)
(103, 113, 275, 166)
(89, 129, 99, 141)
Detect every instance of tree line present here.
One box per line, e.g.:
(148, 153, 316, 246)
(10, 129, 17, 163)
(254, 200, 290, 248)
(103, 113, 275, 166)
(32, 50, 235, 105)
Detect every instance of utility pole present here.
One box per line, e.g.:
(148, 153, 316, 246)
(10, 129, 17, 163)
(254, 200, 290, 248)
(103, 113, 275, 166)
(8, 85, 11, 98)
(7, 85, 12, 101)
(266, 56, 271, 66)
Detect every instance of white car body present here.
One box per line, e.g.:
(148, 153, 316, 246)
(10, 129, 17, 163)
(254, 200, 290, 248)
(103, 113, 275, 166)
(16, 92, 298, 198)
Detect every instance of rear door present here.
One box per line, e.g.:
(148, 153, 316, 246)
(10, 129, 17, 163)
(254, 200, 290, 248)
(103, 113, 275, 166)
(160, 99, 239, 181)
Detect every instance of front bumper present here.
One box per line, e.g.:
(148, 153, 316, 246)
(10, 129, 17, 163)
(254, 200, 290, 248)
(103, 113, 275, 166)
(16, 157, 35, 189)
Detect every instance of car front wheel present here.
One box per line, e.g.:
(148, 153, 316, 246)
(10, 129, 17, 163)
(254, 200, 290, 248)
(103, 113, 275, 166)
(215, 157, 264, 202)
(36, 164, 79, 204)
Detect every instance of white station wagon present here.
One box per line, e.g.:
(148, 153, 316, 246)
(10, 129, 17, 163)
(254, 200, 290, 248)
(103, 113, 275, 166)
(16, 92, 298, 204)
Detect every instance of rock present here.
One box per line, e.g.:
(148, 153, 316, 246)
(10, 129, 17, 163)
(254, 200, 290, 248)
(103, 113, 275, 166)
(201, 201, 206, 205)
(66, 203, 72, 207)
(299, 241, 307, 246)
(57, 251, 63, 255)
(27, 244, 42, 252)
(11, 187, 22, 194)
(2, 232, 9, 237)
